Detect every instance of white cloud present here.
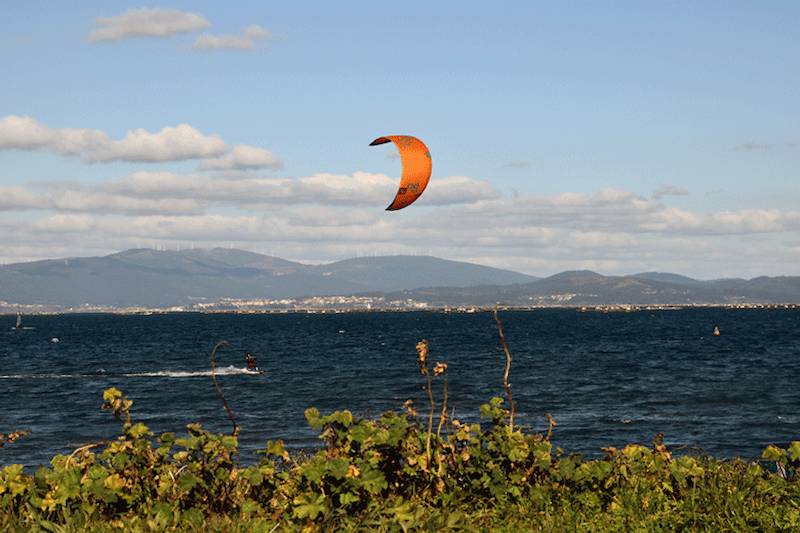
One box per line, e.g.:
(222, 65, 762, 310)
(0, 169, 501, 221)
(450, 189, 662, 234)
(0, 116, 283, 166)
(105, 170, 391, 206)
(87, 124, 228, 162)
(105, 170, 500, 207)
(0, 115, 108, 155)
(0, 186, 40, 210)
(641, 207, 800, 235)
(47, 190, 202, 215)
(193, 25, 271, 50)
(420, 176, 502, 205)
(88, 8, 209, 43)
(199, 145, 282, 170)
(31, 213, 96, 234)
(0, 185, 202, 216)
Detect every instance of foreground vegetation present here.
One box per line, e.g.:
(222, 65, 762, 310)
(2, 337, 799, 531)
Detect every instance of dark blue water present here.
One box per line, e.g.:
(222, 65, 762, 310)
(1, 309, 799, 468)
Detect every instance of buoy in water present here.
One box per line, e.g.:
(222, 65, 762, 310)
(712, 326, 720, 337)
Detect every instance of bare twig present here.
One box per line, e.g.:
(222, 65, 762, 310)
(416, 340, 434, 465)
(425, 370, 434, 463)
(210, 341, 239, 437)
(65, 440, 107, 467)
(493, 306, 516, 431)
(437, 372, 448, 438)
(169, 464, 188, 484)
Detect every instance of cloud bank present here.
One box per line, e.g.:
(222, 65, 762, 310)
(199, 145, 283, 170)
(2, 171, 798, 278)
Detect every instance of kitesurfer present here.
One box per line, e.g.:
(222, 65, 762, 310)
(245, 352, 258, 371)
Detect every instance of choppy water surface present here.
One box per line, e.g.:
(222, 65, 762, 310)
(1, 309, 798, 467)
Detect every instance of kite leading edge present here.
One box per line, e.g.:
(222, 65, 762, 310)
(370, 135, 432, 211)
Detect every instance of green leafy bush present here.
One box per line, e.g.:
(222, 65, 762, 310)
(2, 386, 799, 531)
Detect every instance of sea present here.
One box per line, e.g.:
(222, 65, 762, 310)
(1, 309, 798, 468)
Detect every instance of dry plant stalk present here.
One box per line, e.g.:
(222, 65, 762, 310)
(546, 413, 557, 441)
(416, 340, 435, 464)
(65, 441, 107, 467)
(210, 341, 240, 437)
(493, 306, 516, 431)
(434, 362, 448, 438)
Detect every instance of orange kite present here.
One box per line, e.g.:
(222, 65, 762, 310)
(369, 135, 432, 211)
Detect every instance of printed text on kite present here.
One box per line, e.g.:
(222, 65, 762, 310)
(369, 135, 432, 211)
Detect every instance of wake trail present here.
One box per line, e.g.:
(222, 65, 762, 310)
(0, 366, 262, 379)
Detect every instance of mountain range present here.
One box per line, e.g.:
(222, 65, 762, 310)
(382, 270, 800, 306)
(1, 248, 798, 309)
(0, 248, 535, 308)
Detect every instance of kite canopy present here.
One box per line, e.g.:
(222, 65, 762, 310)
(370, 135, 432, 211)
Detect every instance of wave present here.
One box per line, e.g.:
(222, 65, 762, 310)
(0, 366, 262, 379)
(0, 373, 81, 379)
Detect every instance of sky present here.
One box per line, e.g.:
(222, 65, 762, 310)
(1, 2, 798, 278)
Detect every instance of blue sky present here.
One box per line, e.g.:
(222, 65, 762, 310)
(1, 2, 798, 277)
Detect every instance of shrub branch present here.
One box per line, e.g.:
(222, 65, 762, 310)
(209, 340, 240, 437)
(493, 306, 516, 431)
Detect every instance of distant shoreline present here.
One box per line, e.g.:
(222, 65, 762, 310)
(2, 302, 799, 317)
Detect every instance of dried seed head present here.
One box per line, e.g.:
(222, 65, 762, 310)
(415, 339, 429, 375)
(433, 362, 448, 376)
(0, 430, 29, 447)
(403, 399, 418, 416)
